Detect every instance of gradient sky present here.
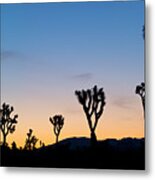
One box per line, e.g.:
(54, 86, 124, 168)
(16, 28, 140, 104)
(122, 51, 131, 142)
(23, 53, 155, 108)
(1, 1, 144, 147)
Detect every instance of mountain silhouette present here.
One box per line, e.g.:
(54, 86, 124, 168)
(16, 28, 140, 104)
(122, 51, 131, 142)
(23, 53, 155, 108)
(1, 137, 145, 169)
(43, 137, 144, 152)
(45, 137, 91, 151)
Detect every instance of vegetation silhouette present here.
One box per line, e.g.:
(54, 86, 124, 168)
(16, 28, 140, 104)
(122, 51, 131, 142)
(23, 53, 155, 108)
(39, 140, 45, 148)
(0, 103, 18, 146)
(0, 82, 145, 170)
(75, 85, 106, 144)
(135, 82, 145, 114)
(49, 115, 64, 143)
(11, 141, 17, 150)
(24, 129, 38, 150)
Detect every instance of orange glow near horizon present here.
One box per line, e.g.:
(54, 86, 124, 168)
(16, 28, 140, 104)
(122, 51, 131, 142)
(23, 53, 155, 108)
(5, 96, 144, 148)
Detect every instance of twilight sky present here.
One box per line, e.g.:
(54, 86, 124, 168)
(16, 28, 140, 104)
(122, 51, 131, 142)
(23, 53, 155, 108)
(1, 1, 144, 147)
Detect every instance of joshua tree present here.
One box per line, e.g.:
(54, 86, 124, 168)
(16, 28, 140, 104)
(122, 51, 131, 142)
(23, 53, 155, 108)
(0, 103, 18, 146)
(49, 115, 64, 143)
(135, 82, 145, 114)
(24, 129, 38, 150)
(75, 85, 106, 144)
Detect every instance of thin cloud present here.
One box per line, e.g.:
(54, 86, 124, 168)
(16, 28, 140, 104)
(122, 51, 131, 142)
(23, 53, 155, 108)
(1, 50, 22, 60)
(113, 97, 135, 109)
(72, 73, 93, 81)
(65, 108, 81, 115)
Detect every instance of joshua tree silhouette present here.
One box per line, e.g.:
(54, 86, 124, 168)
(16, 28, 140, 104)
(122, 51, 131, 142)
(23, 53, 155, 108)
(135, 82, 145, 114)
(0, 103, 18, 146)
(49, 115, 64, 143)
(24, 129, 38, 150)
(75, 85, 106, 144)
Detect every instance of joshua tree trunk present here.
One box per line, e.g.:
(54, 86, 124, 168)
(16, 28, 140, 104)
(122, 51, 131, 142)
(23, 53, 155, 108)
(142, 97, 145, 112)
(91, 130, 97, 145)
(56, 135, 59, 144)
(3, 134, 6, 146)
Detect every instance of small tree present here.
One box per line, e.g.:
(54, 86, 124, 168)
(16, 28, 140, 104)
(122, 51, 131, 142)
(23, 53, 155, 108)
(24, 129, 38, 150)
(0, 103, 18, 146)
(49, 115, 64, 143)
(135, 82, 145, 114)
(75, 85, 106, 144)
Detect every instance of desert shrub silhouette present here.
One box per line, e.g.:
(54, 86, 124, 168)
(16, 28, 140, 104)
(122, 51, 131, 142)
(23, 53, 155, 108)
(0, 103, 18, 146)
(49, 115, 64, 143)
(75, 85, 106, 144)
(11, 141, 17, 150)
(39, 140, 45, 148)
(24, 129, 38, 150)
(135, 82, 145, 114)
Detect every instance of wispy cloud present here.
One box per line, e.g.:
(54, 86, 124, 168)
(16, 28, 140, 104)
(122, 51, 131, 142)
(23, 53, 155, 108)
(65, 108, 81, 115)
(113, 97, 135, 109)
(72, 73, 93, 81)
(0, 50, 22, 60)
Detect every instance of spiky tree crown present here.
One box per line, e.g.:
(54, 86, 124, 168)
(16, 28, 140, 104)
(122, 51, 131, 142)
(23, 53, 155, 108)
(75, 85, 106, 131)
(135, 82, 145, 98)
(49, 115, 64, 136)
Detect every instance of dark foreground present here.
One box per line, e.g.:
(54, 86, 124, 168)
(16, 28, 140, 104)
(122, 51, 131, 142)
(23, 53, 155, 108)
(0, 137, 145, 170)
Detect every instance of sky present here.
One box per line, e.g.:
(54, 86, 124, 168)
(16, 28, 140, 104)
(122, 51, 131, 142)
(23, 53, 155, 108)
(1, 1, 144, 147)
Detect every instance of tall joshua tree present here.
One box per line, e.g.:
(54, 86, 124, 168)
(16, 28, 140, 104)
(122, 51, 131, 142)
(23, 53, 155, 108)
(135, 82, 145, 114)
(0, 103, 18, 146)
(75, 85, 106, 144)
(49, 115, 64, 143)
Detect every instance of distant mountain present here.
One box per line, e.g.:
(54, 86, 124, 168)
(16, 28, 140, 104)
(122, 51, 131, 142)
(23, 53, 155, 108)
(99, 137, 145, 152)
(41, 137, 144, 152)
(1, 137, 145, 169)
(45, 137, 91, 151)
